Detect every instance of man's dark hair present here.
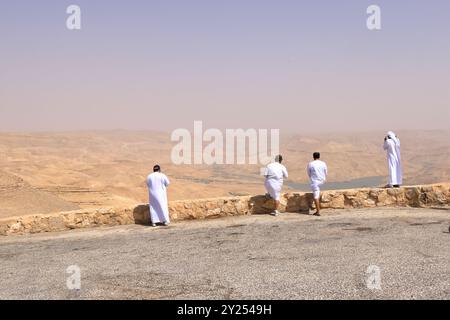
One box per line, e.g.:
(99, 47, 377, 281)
(153, 164, 161, 172)
(313, 152, 320, 160)
(275, 155, 283, 163)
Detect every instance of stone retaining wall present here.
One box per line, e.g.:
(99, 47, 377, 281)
(1, 184, 448, 236)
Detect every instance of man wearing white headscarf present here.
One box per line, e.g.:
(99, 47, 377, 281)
(264, 155, 288, 216)
(383, 131, 402, 188)
(146, 164, 170, 226)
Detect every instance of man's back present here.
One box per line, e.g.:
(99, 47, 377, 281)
(147, 172, 170, 191)
(307, 160, 327, 182)
(265, 162, 288, 181)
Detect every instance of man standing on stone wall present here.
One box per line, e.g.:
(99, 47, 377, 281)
(383, 131, 403, 188)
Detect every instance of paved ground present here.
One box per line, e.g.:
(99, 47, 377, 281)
(0, 207, 449, 300)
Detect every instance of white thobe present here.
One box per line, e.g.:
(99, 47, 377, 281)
(307, 160, 328, 199)
(146, 172, 170, 224)
(383, 135, 402, 186)
(264, 162, 288, 201)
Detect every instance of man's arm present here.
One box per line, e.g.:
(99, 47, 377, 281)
(164, 175, 170, 187)
(263, 166, 269, 178)
(383, 139, 389, 151)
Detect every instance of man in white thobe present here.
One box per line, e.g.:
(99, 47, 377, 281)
(383, 131, 402, 188)
(264, 155, 288, 216)
(146, 164, 170, 227)
(307, 152, 328, 216)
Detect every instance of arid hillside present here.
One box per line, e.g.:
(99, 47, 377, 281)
(0, 130, 448, 218)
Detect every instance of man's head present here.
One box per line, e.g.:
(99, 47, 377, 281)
(313, 152, 320, 160)
(386, 131, 396, 139)
(275, 155, 283, 163)
(153, 164, 161, 172)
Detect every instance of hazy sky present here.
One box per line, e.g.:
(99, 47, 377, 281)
(1, 0, 449, 133)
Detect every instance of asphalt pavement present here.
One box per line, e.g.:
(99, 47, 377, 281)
(0, 207, 449, 299)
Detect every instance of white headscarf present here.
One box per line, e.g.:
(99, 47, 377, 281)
(387, 131, 400, 147)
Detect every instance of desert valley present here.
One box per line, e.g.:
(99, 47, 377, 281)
(0, 130, 448, 219)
